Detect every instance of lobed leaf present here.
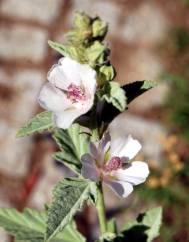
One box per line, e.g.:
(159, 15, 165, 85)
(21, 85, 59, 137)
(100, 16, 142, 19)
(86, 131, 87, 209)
(100, 80, 157, 123)
(122, 207, 162, 242)
(86, 41, 107, 66)
(45, 178, 96, 242)
(53, 124, 90, 174)
(48, 40, 86, 63)
(0, 208, 85, 242)
(101, 81, 127, 112)
(122, 80, 157, 104)
(16, 111, 54, 138)
(107, 218, 117, 234)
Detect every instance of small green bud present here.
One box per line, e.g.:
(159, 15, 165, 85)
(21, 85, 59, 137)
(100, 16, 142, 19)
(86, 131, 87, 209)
(92, 18, 108, 38)
(99, 65, 116, 81)
(72, 12, 92, 44)
(74, 12, 91, 30)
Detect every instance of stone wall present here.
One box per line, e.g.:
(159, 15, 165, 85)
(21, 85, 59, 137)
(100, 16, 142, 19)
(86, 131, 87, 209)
(0, 0, 188, 241)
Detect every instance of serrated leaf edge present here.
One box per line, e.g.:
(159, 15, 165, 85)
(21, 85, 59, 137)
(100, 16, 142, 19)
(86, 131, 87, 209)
(45, 180, 94, 242)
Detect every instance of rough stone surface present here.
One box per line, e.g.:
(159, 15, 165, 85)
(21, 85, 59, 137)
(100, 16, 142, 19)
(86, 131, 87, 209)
(0, 69, 44, 177)
(0, 25, 48, 62)
(0, 68, 44, 125)
(1, 0, 63, 24)
(0, 229, 9, 242)
(110, 113, 166, 162)
(0, 0, 186, 234)
(70, 0, 122, 35)
(124, 49, 163, 82)
(0, 122, 32, 177)
(28, 156, 66, 209)
(121, 2, 169, 45)
(112, 46, 164, 85)
(129, 83, 169, 111)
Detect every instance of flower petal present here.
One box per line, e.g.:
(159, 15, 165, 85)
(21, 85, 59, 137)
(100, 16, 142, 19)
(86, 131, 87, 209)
(104, 179, 133, 198)
(110, 135, 141, 160)
(38, 82, 71, 112)
(53, 91, 94, 129)
(100, 132, 111, 153)
(47, 63, 70, 90)
(81, 153, 94, 165)
(112, 161, 149, 185)
(59, 57, 83, 85)
(90, 142, 100, 160)
(43, 57, 96, 129)
(79, 64, 96, 96)
(81, 154, 99, 181)
(53, 109, 82, 129)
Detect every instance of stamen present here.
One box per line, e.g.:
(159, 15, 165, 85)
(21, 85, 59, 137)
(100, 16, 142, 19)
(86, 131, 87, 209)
(103, 156, 122, 172)
(67, 83, 86, 102)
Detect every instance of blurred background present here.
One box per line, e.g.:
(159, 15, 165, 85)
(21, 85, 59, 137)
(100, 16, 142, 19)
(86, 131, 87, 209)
(0, 0, 189, 241)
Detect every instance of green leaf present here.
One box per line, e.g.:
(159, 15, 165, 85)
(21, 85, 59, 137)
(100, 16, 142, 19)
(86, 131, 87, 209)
(142, 207, 162, 242)
(107, 218, 117, 234)
(16, 111, 54, 138)
(86, 41, 107, 65)
(56, 220, 85, 242)
(100, 80, 157, 123)
(48, 40, 86, 63)
(0, 208, 85, 242)
(45, 178, 96, 242)
(122, 80, 157, 104)
(48, 40, 70, 56)
(102, 81, 127, 112)
(122, 207, 162, 242)
(53, 151, 80, 175)
(53, 124, 90, 174)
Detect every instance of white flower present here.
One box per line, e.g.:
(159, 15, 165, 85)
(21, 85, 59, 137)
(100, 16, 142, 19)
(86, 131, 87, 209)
(38, 57, 97, 129)
(81, 132, 149, 198)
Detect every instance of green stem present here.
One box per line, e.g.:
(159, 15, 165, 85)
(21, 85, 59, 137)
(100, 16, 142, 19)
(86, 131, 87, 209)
(97, 182, 107, 235)
(91, 113, 107, 235)
(91, 127, 99, 141)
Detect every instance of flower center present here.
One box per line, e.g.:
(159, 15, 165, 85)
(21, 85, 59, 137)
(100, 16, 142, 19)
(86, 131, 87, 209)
(67, 83, 86, 103)
(103, 156, 122, 173)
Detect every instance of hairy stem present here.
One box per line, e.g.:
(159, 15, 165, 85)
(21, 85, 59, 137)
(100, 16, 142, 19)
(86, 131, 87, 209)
(97, 182, 107, 235)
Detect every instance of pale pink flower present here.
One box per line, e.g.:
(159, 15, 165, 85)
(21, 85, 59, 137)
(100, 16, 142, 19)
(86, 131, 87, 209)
(38, 57, 97, 129)
(81, 132, 149, 198)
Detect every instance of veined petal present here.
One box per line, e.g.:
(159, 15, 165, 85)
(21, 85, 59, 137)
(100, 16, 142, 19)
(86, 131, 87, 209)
(38, 83, 71, 112)
(112, 161, 149, 185)
(81, 153, 94, 165)
(54, 90, 94, 129)
(90, 142, 100, 160)
(47, 63, 70, 90)
(59, 57, 83, 85)
(100, 132, 111, 154)
(79, 64, 97, 96)
(81, 154, 99, 181)
(110, 135, 141, 160)
(104, 179, 133, 198)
